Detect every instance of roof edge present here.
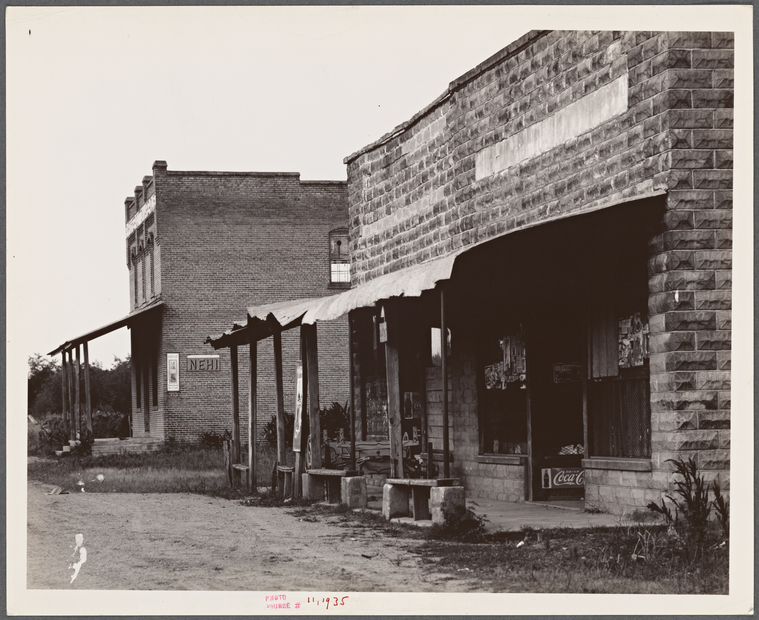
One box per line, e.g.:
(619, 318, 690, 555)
(344, 30, 549, 165)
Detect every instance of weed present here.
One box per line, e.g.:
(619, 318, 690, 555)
(710, 481, 730, 537)
(426, 505, 489, 543)
(647, 457, 728, 563)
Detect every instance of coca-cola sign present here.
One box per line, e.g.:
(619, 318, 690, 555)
(541, 468, 585, 489)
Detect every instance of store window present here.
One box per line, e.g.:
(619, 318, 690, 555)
(329, 229, 350, 286)
(588, 306, 651, 458)
(480, 325, 528, 455)
(587, 235, 651, 458)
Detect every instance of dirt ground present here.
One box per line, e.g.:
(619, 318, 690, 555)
(26, 480, 477, 593)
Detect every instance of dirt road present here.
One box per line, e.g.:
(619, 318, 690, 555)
(27, 481, 475, 593)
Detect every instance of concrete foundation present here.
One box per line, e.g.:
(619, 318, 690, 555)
(430, 486, 466, 524)
(382, 483, 410, 520)
(301, 473, 323, 501)
(341, 476, 367, 508)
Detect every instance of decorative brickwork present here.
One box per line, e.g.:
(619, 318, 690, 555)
(126, 163, 350, 444)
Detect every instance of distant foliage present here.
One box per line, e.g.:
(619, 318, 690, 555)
(28, 354, 132, 419)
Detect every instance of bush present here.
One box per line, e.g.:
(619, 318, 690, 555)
(92, 409, 131, 439)
(198, 430, 231, 449)
(36, 414, 69, 454)
(263, 412, 294, 449)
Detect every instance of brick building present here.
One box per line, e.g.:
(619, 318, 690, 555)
(332, 30, 732, 514)
(52, 161, 351, 448)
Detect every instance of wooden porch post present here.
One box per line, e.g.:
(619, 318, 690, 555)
(230, 345, 241, 471)
(383, 303, 404, 479)
(70, 352, 81, 439)
(61, 351, 70, 441)
(303, 323, 321, 471)
(293, 329, 308, 498)
(248, 339, 258, 492)
(143, 342, 151, 433)
(348, 312, 357, 472)
(273, 331, 286, 495)
(83, 341, 93, 436)
(67, 349, 75, 439)
(440, 287, 450, 478)
(74, 345, 82, 437)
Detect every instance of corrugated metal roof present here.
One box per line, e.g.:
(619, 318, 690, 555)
(48, 299, 164, 356)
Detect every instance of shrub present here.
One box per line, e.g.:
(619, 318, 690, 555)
(321, 401, 351, 442)
(263, 412, 294, 449)
(36, 414, 69, 454)
(198, 430, 231, 449)
(92, 409, 131, 439)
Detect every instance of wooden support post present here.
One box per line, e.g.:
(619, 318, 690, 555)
(583, 316, 590, 461)
(248, 339, 258, 493)
(293, 329, 308, 498)
(440, 288, 450, 479)
(383, 303, 404, 479)
(74, 345, 81, 438)
(303, 323, 321, 471)
(273, 332, 286, 495)
(524, 324, 533, 502)
(348, 312, 356, 472)
(230, 345, 241, 480)
(83, 341, 93, 436)
(68, 350, 75, 439)
(61, 351, 69, 441)
(143, 342, 151, 433)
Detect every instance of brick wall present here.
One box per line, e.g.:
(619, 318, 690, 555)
(125, 163, 350, 444)
(345, 30, 732, 512)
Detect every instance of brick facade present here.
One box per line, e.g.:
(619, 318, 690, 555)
(345, 31, 732, 514)
(125, 162, 350, 444)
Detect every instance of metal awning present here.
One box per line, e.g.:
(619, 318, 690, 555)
(48, 299, 165, 356)
(206, 189, 667, 349)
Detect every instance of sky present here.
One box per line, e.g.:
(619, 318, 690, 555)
(7, 6, 532, 369)
(7, 5, 755, 616)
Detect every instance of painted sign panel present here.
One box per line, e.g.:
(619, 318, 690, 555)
(541, 468, 585, 489)
(553, 362, 582, 383)
(292, 363, 304, 452)
(167, 353, 180, 392)
(187, 355, 220, 372)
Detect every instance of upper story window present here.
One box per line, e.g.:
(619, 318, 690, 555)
(329, 229, 350, 286)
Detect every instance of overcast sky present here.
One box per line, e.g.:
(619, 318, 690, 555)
(8, 5, 751, 371)
(7, 6, 532, 369)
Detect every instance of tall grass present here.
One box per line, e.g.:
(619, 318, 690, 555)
(28, 445, 231, 495)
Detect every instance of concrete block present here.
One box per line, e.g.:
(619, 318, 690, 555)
(382, 484, 409, 520)
(302, 474, 323, 501)
(341, 476, 367, 508)
(430, 486, 466, 525)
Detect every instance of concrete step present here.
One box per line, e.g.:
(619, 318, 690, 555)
(91, 437, 164, 456)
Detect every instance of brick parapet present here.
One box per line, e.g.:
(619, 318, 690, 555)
(125, 164, 349, 443)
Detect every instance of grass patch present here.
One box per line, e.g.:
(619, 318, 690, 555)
(283, 502, 729, 594)
(413, 523, 729, 594)
(28, 446, 235, 496)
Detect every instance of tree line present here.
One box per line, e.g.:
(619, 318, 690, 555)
(28, 353, 132, 420)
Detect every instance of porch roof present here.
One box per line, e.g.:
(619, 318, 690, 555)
(48, 299, 165, 356)
(206, 189, 666, 349)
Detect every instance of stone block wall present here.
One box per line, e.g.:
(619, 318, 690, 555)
(345, 30, 733, 511)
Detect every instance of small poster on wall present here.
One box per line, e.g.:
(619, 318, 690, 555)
(485, 329, 526, 389)
(167, 353, 179, 392)
(619, 313, 649, 368)
(292, 363, 304, 452)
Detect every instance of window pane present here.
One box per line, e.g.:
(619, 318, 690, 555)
(331, 262, 350, 282)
